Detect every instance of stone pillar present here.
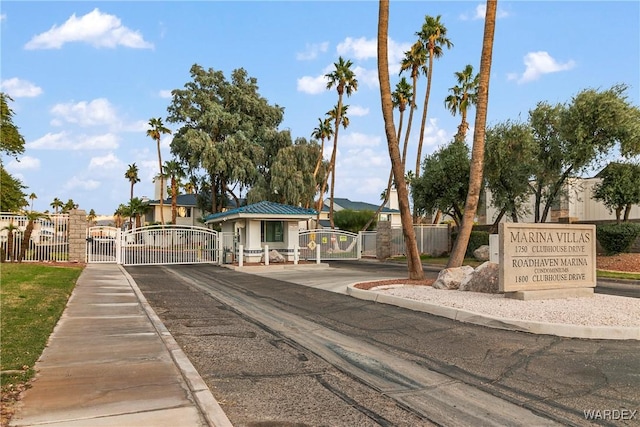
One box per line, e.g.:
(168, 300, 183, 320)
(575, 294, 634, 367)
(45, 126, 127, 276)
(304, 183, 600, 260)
(376, 221, 391, 261)
(68, 209, 87, 263)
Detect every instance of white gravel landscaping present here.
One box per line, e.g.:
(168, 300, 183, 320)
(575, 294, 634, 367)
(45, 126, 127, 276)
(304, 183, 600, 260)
(370, 285, 640, 328)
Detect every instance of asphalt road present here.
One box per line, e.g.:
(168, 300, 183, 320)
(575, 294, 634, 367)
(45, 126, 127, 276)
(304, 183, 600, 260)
(127, 263, 639, 427)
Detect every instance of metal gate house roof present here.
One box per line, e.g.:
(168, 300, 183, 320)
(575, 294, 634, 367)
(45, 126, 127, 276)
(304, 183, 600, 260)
(204, 201, 317, 224)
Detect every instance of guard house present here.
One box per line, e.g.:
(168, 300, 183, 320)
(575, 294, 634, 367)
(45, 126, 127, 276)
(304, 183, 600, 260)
(204, 201, 317, 263)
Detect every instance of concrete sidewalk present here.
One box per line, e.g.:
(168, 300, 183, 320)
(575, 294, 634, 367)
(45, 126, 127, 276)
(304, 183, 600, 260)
(10, 264, 231, 427)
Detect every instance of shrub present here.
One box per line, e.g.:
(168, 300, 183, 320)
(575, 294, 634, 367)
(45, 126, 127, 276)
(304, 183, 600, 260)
(451, 230, 490, 258)
(596, 223, 640, 255)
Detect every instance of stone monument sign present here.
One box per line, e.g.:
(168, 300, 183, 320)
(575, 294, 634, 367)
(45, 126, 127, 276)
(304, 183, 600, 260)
(499, 223, 596, 299)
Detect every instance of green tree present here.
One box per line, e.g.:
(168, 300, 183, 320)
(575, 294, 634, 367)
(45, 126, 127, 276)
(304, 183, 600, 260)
(448, 0, 497, 268)
(167, 65, 284, 214)
(399, 41, 426, 170)
(125, 163, 140, 202)
(311, 117, 333, 181)
(529, 84, 640, 223)
(2, 219, 19, 262)
(0, 93, 25, 159)
(593, 162, 640, 223)
(0, 166, 26, 212)
(415, 15, 453, 181)
(444, 64, 479, 142)
(484, 120, 537, 229)
(378, 0, 425, 280)
(163, 159, 186, 224)
(87, 209, 97, 226)
(113, 204, 126, 229)
(326, 57, 358, 229)
(28, 193, 37, 211)
(334, 209, 377, 233)
(147, 118, 172, 225)
(127, 197, 151, 229)
(62, 199, 77, 213)
(412, 139, 470, 227)
(50, 198, 63, 214)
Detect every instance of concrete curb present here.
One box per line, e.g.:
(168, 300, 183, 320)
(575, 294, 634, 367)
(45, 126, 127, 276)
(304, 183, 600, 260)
(346, 284, 640, 341)
(120, 266, 233, 427)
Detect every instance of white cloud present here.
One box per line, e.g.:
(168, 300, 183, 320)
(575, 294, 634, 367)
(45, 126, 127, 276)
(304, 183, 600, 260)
(347, 105, 369, 117)
(159, 89, 172, 98)
(1, 13, 6, 22)
(509, 51, 576, 84)
(422, 118, 450, 148)
(50, 98, 118, 127)
(26, 131, 118, 150)
(25, 8, 154, 50)
(296, 42, 329, 60)
(297, 74, 328, 94)
(353, 66, 379, 89)
(0, 78, 43, 98)
(337, 37, 377, 60)
(461, 4, 510, 20)
(88, 152, 122, 170)
(6, 156, 41, 171)
(341, 132, 380, 147)
(64, 176, 101, 191)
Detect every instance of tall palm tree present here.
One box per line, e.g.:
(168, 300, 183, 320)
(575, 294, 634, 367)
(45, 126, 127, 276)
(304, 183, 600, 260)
(147, 117, 172, 225)
(50, 198, 63, 214)
(28, 193, 37, 211)
(87, 209, 97, 226)
(124, 163, 140, 202)
(445, 64, 480, 142)
(415, 15, 453, 181)
(399, 41, 426, 169)
(310, 117, 334, 180)
(377, 0, 424, 280)
(448, 0, 498, 268)
(325, 56, 358, 229)
(163, 160, 186, 224)
(322, 104, 351, 228)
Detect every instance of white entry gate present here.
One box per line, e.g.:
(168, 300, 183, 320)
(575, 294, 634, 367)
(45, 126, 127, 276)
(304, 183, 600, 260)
(87, 225, 219, 266)
(298, 229, 360, 260)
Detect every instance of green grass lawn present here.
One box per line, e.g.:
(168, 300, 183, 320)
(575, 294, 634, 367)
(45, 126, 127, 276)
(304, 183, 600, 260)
(1, 263, 83, 388)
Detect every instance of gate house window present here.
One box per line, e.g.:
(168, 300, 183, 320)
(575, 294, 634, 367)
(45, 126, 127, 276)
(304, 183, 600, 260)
(261, 221, 283, 242)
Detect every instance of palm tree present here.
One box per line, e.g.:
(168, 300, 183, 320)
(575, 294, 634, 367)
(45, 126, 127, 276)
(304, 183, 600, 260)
(445, 64, 480, 142)
(147, 117, 172, 225)
(127, 197, 151, 229)
(50, 198, 63, 214)
(377, 0, 425, 280)
(113, 204, 126, 229)
(87, 209, 97, 226)
(415, 15, 453, 181)
(399, 40, 426, 168)
(448, 0, 498, 268)
(28, 193, 37, 211)
(2, 219, 19, 262)
(322, 104, 351, 228)
(62, 199, 77, 213)
(163, 160, 186, 224)
(310, 117, 334, 180)
(325, 56, 358, 229)
(18, 210, 49, 262)
(125, 163, 141, 202)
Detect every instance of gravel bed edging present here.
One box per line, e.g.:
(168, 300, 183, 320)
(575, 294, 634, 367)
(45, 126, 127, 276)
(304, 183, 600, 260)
(346, 284, 640, 341)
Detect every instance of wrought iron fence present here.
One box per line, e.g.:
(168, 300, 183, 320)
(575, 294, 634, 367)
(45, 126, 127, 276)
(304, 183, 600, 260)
(0, 213, 70, 262)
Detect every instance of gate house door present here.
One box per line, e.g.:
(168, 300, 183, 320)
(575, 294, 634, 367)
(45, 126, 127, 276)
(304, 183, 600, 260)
(298, 229, 360, 260)
(86, 226, 119, 263)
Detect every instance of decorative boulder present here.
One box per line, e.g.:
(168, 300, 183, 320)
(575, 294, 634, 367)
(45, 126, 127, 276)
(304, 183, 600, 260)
(473, 245, 491, 261)
(432, 265, 475, 290)
(261, 250, 286, 263)
(459, 261, 500, 293)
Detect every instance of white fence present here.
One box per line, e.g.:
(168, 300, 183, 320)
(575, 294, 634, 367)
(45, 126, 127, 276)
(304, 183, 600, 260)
(390, 225, 450, 257)
(0, 213, 69, 262)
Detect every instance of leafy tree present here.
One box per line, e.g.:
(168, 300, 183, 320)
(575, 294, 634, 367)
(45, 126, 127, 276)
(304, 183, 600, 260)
(167, 65, 284, 214)
(412, 139, 470, 227)
(448, 0, 497, 268)
(529, 84, 640, 222)
(593, 162, 640, 223)
(0, 166, 26, 212)
(326, 57, 358, 229)
(415, 15, 453, 181)
(163, 159, 186, 224)
(445, 64, 479, 142)
(484, 120, 537, 228)
(147, 118, 172, 224)
(334, 209, 377, 233)
(28, 193, 37, 211)
(126, 197, 151, 229)
(62, 199, 77, 213)
(125, 163, 140, 202)
(377, 0, 425, 280)
(0, 93, 25, 159)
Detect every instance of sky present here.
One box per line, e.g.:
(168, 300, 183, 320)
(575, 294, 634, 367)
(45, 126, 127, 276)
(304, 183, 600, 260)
(1, 1, 639, 216)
